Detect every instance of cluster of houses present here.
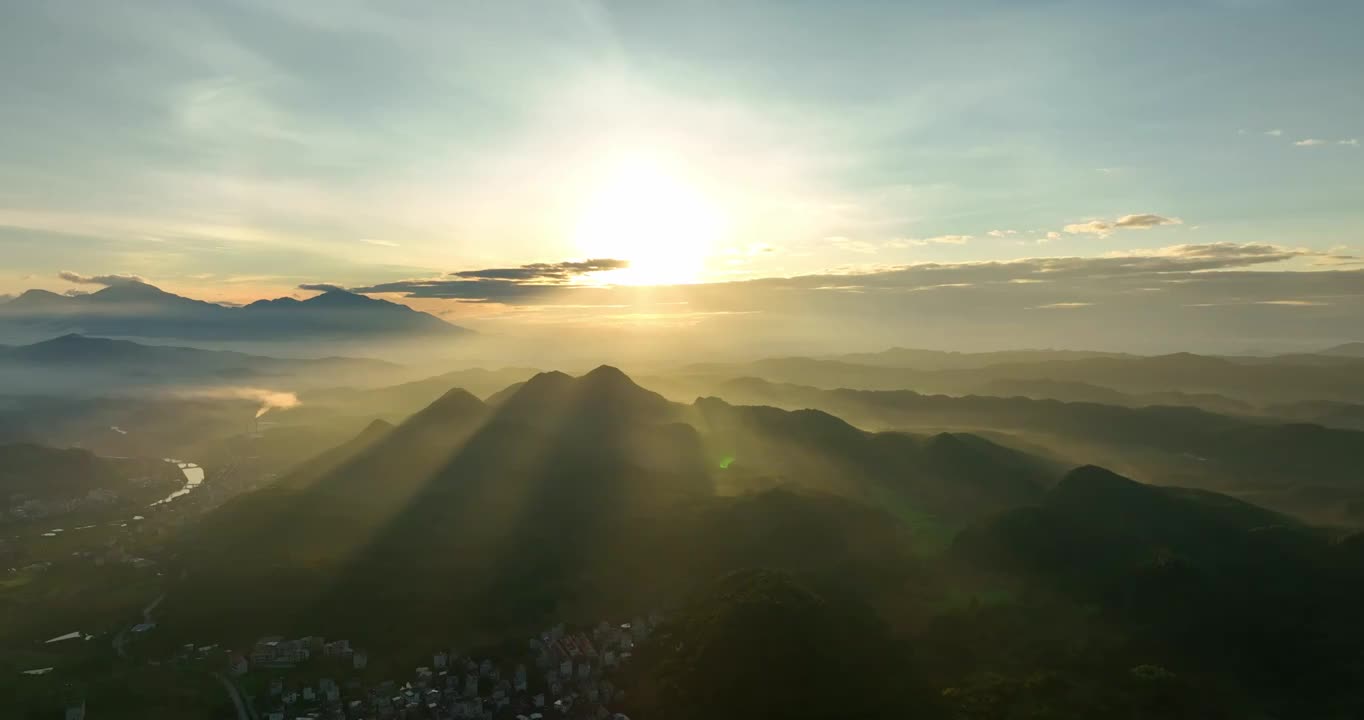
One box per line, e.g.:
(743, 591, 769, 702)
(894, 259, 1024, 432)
(238, 635, 369, 673)
(239, 614, 662, 720)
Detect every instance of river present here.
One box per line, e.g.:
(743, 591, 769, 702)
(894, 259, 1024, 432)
(150, 459, 205, 506)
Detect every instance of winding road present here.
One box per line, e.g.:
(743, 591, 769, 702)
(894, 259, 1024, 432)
(112, 592, 164, 658)
(213, 672, 252, 720)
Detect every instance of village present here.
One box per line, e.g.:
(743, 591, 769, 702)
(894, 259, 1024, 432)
(203, 612, 663, 720)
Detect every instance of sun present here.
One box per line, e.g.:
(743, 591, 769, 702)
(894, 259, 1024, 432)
(573, 153, 726, 285)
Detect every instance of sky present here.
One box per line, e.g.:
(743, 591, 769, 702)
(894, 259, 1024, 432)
(1, 0, 1361, 351)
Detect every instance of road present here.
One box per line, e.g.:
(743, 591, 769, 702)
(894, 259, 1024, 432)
(112, 592, 164, 658)
(213, 672, 252, 720)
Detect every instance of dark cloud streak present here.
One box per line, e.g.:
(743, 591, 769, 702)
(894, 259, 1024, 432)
(58, 270, 148, 286)
(347, 258, 631, 303)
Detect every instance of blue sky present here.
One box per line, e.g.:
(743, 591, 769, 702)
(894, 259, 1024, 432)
(0, 0, 1360, 342)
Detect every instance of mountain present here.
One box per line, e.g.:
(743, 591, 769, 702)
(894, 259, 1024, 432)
(1265, 399, 1364, 431)
(679, 352, 1364, 404)
(1320, 341, 1364, 357)
(251, 368, 544, 430)
(0, 282, 469, 341)
(164, 367, 1057, 649)
(698, 376, 1364, 520)
(830, 347, 1133, 370)
(976, 377, 1256, 415)
(617, 569, 918, 720)
(1, 443, 121, 500)
(0, 443, 178, 506)
(0, 334, 399, 393)
(953, 466, 1364, 717)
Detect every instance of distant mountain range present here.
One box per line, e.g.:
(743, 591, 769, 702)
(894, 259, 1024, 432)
(0, 334, 399, 394)
(678, 351, 1364, 404)
(0, 281, 469, 341)
(694, 375, 1364, 522)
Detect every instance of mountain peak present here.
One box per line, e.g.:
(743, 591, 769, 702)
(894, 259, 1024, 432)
(300, 289, 381, 307)
(1049, 465, 1151, 510)
(410, 387, 486, 423)
(87, 281, 170, 300)
(578, 364, 641, 390)
(14, 288, 68, 302)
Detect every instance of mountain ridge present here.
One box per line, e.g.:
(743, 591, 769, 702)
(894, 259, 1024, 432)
(0, 281, 470, 341)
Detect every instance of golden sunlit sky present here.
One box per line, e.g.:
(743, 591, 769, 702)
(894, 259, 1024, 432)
(1, 1, 1362, 351)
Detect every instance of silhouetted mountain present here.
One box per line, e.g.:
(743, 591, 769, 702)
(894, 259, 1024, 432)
(682, 351, 1364, 404)
(0, 282, 469, 341)
(831, 347, 1132, 369)
(976, 377, 1256, 415)
(0, 334, 398, 393)
(694, 396, 1053, 523)
(298, 367, 541, 417)
(0, 443, 120, 500)
(619, 569, 917, 720)
(0, 442, 176, 504)
(1320, 341, 1364, 357)
(702, 376, 1364, 514)
(954, 465, 1364, 717)
(1265, 399, 1364, 431)
(166, 367, 1057, 648)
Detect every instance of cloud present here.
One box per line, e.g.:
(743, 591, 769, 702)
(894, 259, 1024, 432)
(58, 271, 148, 286)
(1114, 214, 1181, 229)
(1294, 138, 1327, 146)
(298, 283, 349, 293)
(359, 238, 399, 247)
(450, 258, 629, 281)
(900, 234, 972, 246)
(274, 243, 1363, 351)
(1063, 220, 1115, 236)
(347, 242, 1347, 307)
(345, 258, 631, 303)
(1045, 231, 1062, 240)
(1064, 214, 1181, 237)
(1341, 139, 1360, 147)
(176, 387, 300, 418)
(987, 229, 1017, 238)
(1265, 129, 1283, 136)
(826, 236, 881, 254)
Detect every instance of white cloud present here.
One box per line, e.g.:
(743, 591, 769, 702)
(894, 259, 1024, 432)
(908, 234, 973, 246)
(1063, 220, 1115, 236)
(1294, 138, 1327, 146)
(1341, 138, 1360, 147)
(1265, 129, 1283, 137)
(987, 229, 1017, 238)
(359, 238, 400, 247)
(1045, 231, 1062, 240)
(1032, 302, 1093, 309)
(1064, 214, 1181, 237)
(825, 236, 881, 254)
(1115, 214, 1182, 229)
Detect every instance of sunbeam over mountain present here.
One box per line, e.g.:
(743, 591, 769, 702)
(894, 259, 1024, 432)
(3, 1, 1364, 717)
